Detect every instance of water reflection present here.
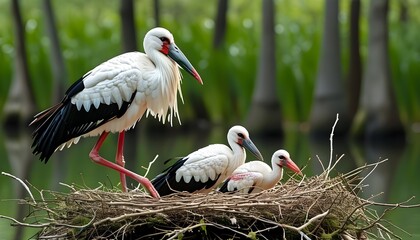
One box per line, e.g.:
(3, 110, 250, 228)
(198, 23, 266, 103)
(1, 124, 420, 238)
(2, 125, 34, 240)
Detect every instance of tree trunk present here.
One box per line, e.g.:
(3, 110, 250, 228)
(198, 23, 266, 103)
(213, 0, 228, 49)
(42, 0, 67, 103)
(42, 0, 69, 190)
(246, 0, 282, 137)
(4, 1, 37, 239)
(399, 0, 408, 23)
(309, 0, 349, 138)
(153, 0, 160, 27)
(347, 0, 361, 120)
(120, 0, 138, 52)
(3, 0, 36, 128)
(352, 0, 405, 142)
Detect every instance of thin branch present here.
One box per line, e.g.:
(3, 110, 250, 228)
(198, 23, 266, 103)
(376, 222, 403, 239)
(0, 211, 96, 229)
(2, 172, 36, 204)
(59, 182, 77, 191)
(343, 158, 389, 181)
(142, 154, 159, 178)
(38, 233, 69, 239)
(300, 231, 312, 240)
(0, 215, 50, 228)
(134, 154, 159, 191)
(165, 222, 250, 240)
(329, 153, 345, 172)
(353, 158, 386, 191)
(361, 196, 420, 208)
(316, 155, 326, 173)
(252, 210, 329, 232)
(326, 113, 339, 178)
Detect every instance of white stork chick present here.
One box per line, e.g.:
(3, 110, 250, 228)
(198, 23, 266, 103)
(30, 27, 202, 197)
(151, 125, 264, 196)
(219, 149, 301, 194)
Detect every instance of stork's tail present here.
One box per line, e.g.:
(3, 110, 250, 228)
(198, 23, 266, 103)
(30, 103, 68, 163)
(218, 179, 230, 193)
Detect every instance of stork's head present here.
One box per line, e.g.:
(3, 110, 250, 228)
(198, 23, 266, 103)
(144, 27, 203, 84)
(228, 125, 264, 161)
(272, 149, 302, 174)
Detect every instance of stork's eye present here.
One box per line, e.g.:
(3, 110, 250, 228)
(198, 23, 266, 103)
(279, 155, 286, 160)
(160, 37, 170, 43)
(237, 133, 245, 138)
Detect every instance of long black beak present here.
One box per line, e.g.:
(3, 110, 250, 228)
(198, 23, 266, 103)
(242, 138, 264, 161)
(168, 43, 203, 84)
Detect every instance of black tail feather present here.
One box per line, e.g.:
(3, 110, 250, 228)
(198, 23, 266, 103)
(151, 158, 188, 196)
(218, 179, 230, 193)
(31, 103, 71, 162)
(151, 157, 222, 197)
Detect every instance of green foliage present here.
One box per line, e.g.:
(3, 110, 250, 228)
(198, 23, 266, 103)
(389, 22, 420, 124)
(199, 218, 207, 235)
(0, 0, 419, 124)
(247, 231, 257, 240)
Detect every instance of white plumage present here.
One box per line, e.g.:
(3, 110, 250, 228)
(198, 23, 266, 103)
(174, 145, 232, 184)
(152, 125, 264, 196)
(31, 27, 202, 197)
(219, 149, 302, 194)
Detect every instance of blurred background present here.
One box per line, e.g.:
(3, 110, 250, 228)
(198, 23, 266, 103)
(1, 0, 420, 239)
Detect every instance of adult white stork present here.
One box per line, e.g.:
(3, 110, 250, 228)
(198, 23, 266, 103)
(218, 149, 301, 194)
(151, 125, 264, 196)
(30, 27, 202, 198)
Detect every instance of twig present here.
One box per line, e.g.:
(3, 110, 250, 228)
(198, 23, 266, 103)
(2, 172, 36, 204)
(38, 233, 70, 239)
(300, 231, 312, 240)
(59, 182, 77, 191)
(329, 153, 345, 173)
(342, 158, 389, 181)
(134, 155, 159, 191)
(143, 154, 159, 178)
(304, 194, 322, 223)
(376, 222, 403, 240)
(164, 222, 250, 240)
(252, 210, 329, 232)
(316, 155, 325, 173)
(0, 215, 50, 228)
(361, 196, 420, 208)
(0, 211, 96, 229)
(326, 113, 339, 179)
(353, 158, 386, 191)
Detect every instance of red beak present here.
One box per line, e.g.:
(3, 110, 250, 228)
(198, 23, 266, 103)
(285, 159, 302, 175)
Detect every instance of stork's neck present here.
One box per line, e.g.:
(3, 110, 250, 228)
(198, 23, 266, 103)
(148, 50, 181, 88)
(228, 140, 247, 170)
(144, 50, 183, 125)
(264, 163, 284, 189)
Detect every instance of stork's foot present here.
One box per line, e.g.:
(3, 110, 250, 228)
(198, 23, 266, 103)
(89, 145, 160, 198)
(140, 179, 160, 199)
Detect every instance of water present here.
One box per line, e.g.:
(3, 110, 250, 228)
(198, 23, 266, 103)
(1, 122, 420, 239)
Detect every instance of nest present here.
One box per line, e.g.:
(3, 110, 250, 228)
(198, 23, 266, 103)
(2, 160, 416, 240)
(2, 118, 418, 239)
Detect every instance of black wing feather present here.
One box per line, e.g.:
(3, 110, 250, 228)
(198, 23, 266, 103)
(151, 158, 221, 197)
(218, 179, 230, 193)
(64, 73, 90, 101)
(31, 74, 136, 163)
(218, 179, 255, 194)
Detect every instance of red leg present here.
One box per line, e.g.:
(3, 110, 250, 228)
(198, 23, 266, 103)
(116, 132, 127, 192)
(89, 132, 160, 198)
